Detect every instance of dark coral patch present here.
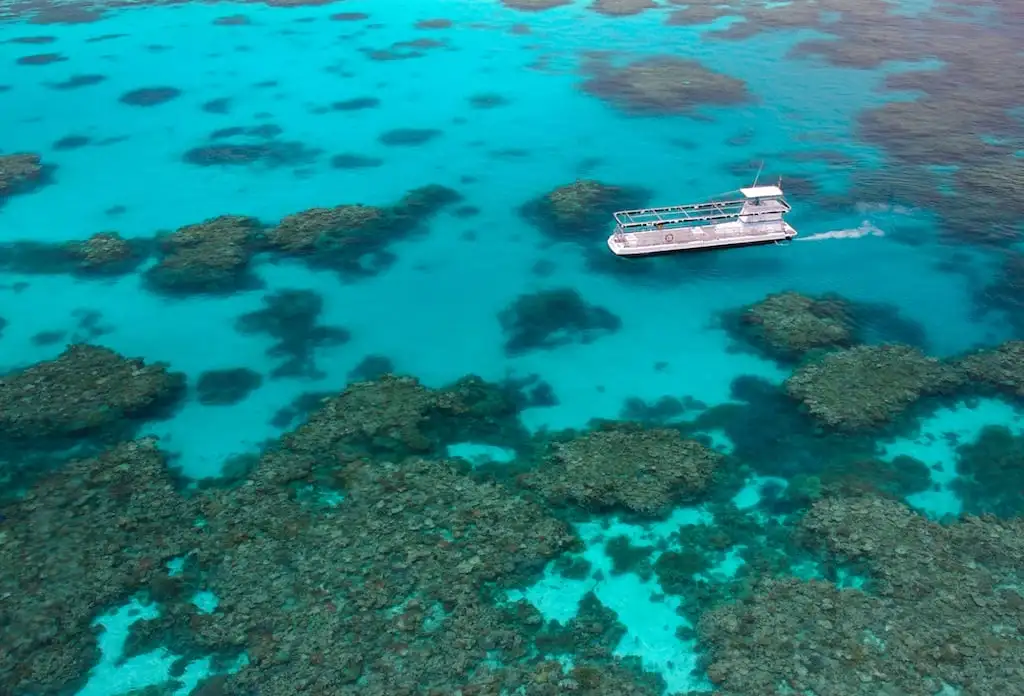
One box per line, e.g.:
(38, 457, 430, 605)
(589, 0, 657, 16)
(196, 368, 263, 406)
(183, 142, 320, 168)
(330, 12, 369, 21)
(85, 33, 126, 43)
(210, 124, 283, 140)
(469, 93, 509, 109)
(498, 287, 621, 355)
(330, 153, 383, 169)
(53, 135, 91, 151)
(7, 36, 57, 44)
(48, 74, 105, 90)
(16, 53, 66, 66)
(415, 18, 453, 29)
(348, 354, 394, 381)
(119, 87, 181, 107)
(26, 6, 102, 24)
(501, 0, 572, 10)
(580, 56, 751, 115)
(201, 97, 232, 114)
(378, 128, 441, 146)
(331, 97, 379, 111)
(214, 14, 251, 25)
(235, 289, 351, 379)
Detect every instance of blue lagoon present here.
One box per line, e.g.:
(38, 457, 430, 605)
(1, 0, 1023, 694)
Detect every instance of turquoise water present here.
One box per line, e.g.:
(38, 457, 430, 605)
(2, 0, 1023, 694)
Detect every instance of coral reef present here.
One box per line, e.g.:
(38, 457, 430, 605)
(523, 423, 722, 516)
(699, 496, 1024, 695)
(0, 232, 147, 277)
(785, 344, 963, 430)
(235, 289, 350, 379)
(145, 215, 263, 294)
(726, 291, 853, 361)
(953, 425, 1024, 518)
(64, 231, 145, 274)
(579, 56, 751, 115)
(520, 179, 648, 243)
(589, 0, 657, 16)
(266, 184, 460, 276)
(0, 152, 47, 200)
(0, 440, 199, 695)
(958, 341, 1024, 399)
(498, 287, 621, 355)
(0, 344, 184, 443)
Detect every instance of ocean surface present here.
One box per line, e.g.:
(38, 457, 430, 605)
(1, 0, 1023, 694)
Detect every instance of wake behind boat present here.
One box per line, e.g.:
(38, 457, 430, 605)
(608, 184, 797, 257)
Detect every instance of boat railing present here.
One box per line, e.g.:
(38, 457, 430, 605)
(614, 197, 789, 231)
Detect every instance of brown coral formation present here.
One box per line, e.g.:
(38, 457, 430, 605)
(579, 56, 751, 115)
(589, 0, 658, 16)
(520, 179, 649, 243)
(785, 344, 963, 431)
(525, 424, 721, 515)
(266, 185, 459, 275)
(0, 440, 199, 695)
(729, 291, 853, 361)
(63, 231, 145, 274)
(700, 496, 1024, 695)
(500, 0, 573, 10)
(187, 454, 579, 695)
(0, 343, 184, 442)
(146, 215, 262, 294)
(0, 369, 671, 694)
(0, 152, 46, 198)
(957, 340, 1024, 399)
(269, 204, 389, 253)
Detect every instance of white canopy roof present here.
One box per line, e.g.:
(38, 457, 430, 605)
(740, 185, 783, 198)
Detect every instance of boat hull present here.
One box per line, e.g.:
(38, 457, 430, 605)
(607, 222, 798, 258)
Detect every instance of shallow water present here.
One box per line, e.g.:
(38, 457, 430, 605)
(1, 0, 1023, 694)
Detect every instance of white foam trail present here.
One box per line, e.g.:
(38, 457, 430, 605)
(796, 221, 885, 242)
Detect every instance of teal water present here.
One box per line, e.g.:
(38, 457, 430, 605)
(1, 0, 1023, 694)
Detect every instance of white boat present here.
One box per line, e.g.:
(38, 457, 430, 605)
(608, 184, 798, 257)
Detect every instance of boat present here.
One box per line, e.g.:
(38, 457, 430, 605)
(607, 183, 798, 257)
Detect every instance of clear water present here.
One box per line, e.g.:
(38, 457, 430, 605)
(1, 0, 1022, 694)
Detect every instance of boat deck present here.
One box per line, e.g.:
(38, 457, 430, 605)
(608, 186, 796, 257)
(609, 220, 797, 256)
